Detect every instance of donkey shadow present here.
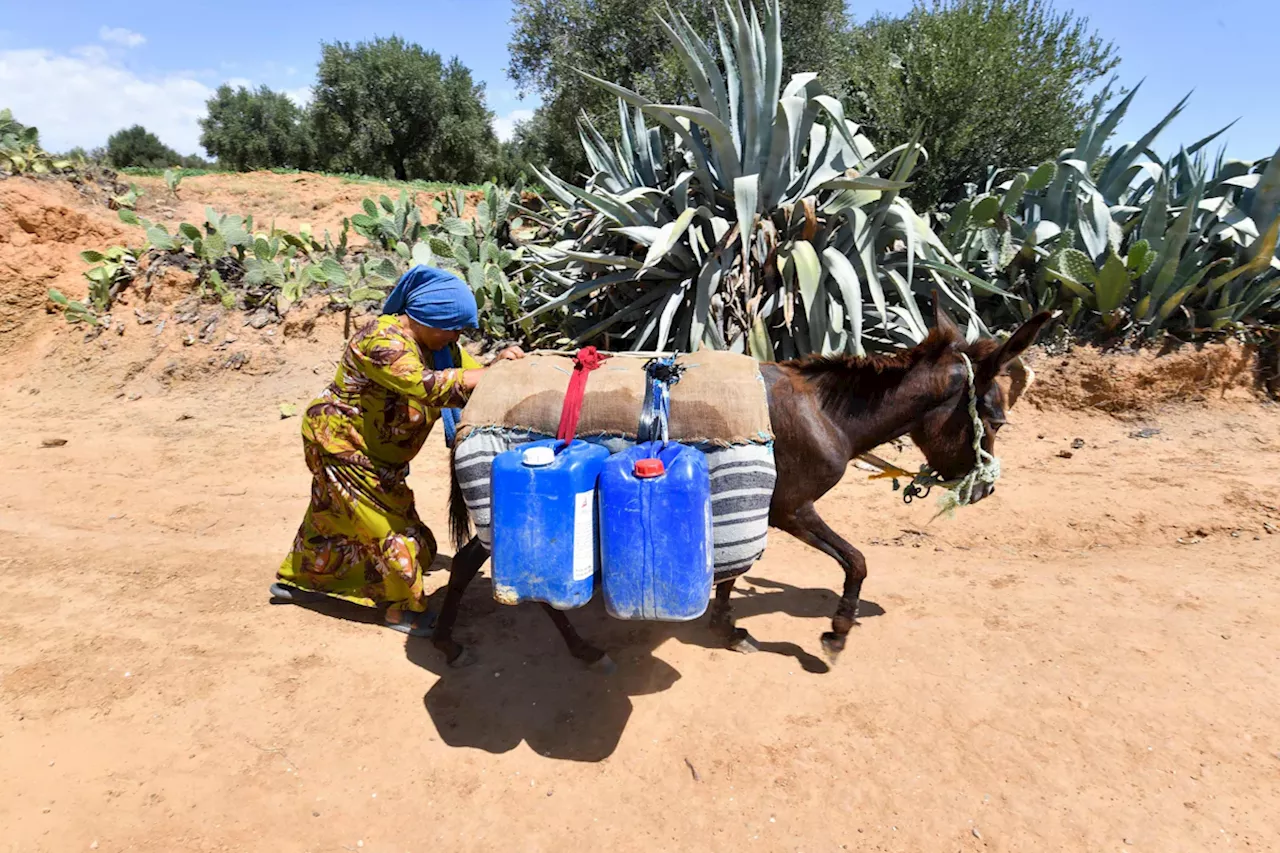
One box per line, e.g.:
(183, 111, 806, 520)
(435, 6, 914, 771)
(404, 573, 884, 762)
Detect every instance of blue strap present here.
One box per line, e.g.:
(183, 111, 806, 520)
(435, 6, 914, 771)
(638, 356, 682, 448)
(432, 345, 461, 448)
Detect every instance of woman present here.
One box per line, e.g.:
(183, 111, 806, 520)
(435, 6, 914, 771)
(271, 265, 523, 636)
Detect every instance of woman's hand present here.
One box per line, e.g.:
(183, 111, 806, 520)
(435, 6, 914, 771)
(460, 346, 524, 391)
(496, 345, 526, 361)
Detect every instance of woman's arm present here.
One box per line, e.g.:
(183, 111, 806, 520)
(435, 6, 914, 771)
(355, 333, 471, 408)
(455, 345, 525, 392)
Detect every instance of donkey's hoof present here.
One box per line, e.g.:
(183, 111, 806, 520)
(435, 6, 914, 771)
(587, 653, 617, 675)
(820, 631, 847, 661)
(447, 646, 478, 669)
(727, 628, 759, 654)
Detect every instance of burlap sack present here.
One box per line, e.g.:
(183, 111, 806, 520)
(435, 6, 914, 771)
(457, 350, 773, 445)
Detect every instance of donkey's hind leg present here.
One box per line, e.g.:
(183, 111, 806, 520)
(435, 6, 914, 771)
(539, 604, 616, 674)
(708, 578, 759, 654)
(431, 537, 488, 668)
(775, 502, 867, 660)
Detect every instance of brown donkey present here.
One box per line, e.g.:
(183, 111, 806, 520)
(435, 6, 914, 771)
(432, 305, 1053, 670)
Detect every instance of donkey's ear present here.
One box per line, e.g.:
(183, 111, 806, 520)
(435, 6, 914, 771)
(932, 290, 961, 339)
(977, 311, 1054, 384)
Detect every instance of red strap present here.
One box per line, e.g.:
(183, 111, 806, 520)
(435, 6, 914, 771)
(556, 346, 610, 443)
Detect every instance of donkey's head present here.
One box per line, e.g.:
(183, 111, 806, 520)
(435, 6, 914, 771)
(908, 303, 1053, 503)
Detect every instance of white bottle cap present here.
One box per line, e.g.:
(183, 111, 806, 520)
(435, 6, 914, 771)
(522, 446, 555, 467)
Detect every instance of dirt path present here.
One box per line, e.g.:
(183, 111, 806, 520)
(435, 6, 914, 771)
(2, 336, 1278, 852)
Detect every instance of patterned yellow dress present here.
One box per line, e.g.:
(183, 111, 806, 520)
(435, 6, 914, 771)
(277, 314, 480, 616)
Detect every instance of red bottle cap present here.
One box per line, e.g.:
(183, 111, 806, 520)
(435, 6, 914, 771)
(634, 458, 666, 478)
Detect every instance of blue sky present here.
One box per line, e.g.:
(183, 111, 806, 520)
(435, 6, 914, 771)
(1, 0, 1276, 163)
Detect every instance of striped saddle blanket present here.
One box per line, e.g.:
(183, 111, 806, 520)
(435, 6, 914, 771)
(454, 430, 775, 581)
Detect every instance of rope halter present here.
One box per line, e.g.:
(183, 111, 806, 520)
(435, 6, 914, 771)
(864, 352, 1002, 518)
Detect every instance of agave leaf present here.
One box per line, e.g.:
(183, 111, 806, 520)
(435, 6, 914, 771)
(1078, 190, 1111, 260)
(690, 253, 726, 352)
(1140, 173, 1170, 254)
(642, 207, 698, 270)
(734, 173, 759, 260)
(1208, 213, 1280, 290)
(1081, 81, 1141, 165)
(653, 287, 685, 352)
(1247, 144, 1280, 228)
(791, 240, 823, 342)
(821, 247, 865, 355)
(612, 225, 665, 246)
(913, 259, 1015, 298)
(1097, 92, 1190, 198)
(1145, 171, 1205, 309)
(1095, 252, 1131, 314)
(819, 176, 913, 192)
(571, 67, 650, 110)
(534, 167, 643, 226)
(1027, 220, 1062, 246)
(747, 314, 774, 361)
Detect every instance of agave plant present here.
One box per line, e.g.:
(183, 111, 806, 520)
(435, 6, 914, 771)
(947, 83, 1280, 338)
(522, 0, 999, 358)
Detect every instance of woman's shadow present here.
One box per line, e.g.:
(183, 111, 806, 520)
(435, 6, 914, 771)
(403, 572, 884, 762)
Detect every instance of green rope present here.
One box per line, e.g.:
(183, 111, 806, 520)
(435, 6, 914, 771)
(932, 352, 1001, 518)
(889, 352, 1001, 518)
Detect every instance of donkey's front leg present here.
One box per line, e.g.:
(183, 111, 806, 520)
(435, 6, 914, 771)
(775, 502, 868, 660)
(707, 578, 759, 654)
(538, 604, 616, 674)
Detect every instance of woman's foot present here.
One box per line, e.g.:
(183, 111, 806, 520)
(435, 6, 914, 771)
(384, 608, 437, 638)
(269, 582, 328, 604)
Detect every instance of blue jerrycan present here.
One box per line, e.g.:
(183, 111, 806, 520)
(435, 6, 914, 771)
(490, 438, 609, 609)
(599, 441, 713, 620)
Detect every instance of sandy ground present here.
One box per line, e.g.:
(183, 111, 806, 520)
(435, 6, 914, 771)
(2, 173, 1280, 853)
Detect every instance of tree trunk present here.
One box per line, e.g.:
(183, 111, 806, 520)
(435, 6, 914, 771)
(393, 156, 408, 181)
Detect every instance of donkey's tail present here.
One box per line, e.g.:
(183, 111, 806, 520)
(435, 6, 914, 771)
(447, 441, 473, 550)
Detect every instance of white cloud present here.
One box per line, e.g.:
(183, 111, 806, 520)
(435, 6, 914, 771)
(0, 48, 212, 154)
(99, 26, 146, 48)
(284, 86, 313, 108)
(493, 108, 535, 143)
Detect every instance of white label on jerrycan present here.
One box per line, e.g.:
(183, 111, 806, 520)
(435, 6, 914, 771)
(572, 490, 595, 582)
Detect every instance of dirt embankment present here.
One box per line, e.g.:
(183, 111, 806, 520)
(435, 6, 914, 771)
(0, 179, 133, 355)
(126, 171, 483, 240)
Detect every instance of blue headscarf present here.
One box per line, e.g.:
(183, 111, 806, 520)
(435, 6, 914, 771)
(382, 265, 479, 447)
